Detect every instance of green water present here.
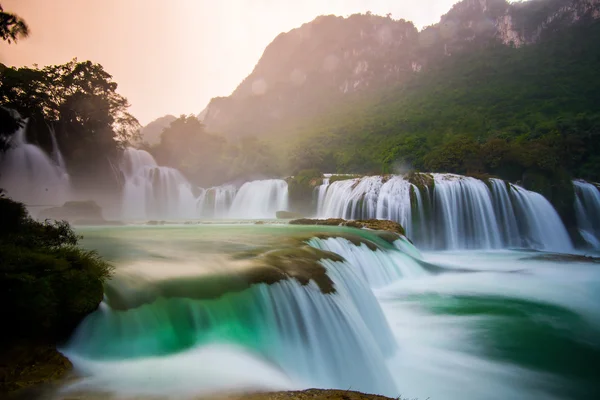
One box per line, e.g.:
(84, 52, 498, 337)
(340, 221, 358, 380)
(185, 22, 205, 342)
(59, 225, 600, 400)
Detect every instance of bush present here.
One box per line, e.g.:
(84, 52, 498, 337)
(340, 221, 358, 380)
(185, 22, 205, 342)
(0, 197, 113, 344)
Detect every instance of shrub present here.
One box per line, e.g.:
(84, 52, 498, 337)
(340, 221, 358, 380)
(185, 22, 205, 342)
(0, 197, 113, 344)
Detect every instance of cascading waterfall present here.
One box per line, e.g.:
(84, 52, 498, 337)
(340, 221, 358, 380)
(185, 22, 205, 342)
(316, 173, 575, 252)
(573, 180, 600, 248)
(318, 176, 383, 220)
(309, 237, 427, 288)
(60, 224, 600, 399)
(0, 121, 70, 207)
(507, 183, 573, 253)
(228, 179, 289, 219)
(63, 235, 411, 397)
(196, 185, 238, 218)
(430, 174, 502, 249)
(120, 148, 288, 220)
(375, 176, 414, 234)
(121, 148, 199, 220)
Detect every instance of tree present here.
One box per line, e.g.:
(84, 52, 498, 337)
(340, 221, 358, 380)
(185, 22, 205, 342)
(0, 60, 140, 185)
(0, 4, 29, 44)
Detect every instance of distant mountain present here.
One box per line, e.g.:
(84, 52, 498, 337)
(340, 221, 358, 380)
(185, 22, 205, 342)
(199, 0, 600, 138)
(140, 115, 177, 145)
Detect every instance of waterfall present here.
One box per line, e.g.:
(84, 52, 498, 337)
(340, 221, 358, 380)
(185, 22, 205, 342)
(309, 237, 427, 288)
(375, 176, 413, 231)
(431, 174, 502, 250)
(197, 185, 237, 218)
(315, 174, 331, 210)
(120, 149, 289, 220)
(0, 121, 70, 207)
(63, 237, 407, 397)
(507, 183, 573, 253)
(573, 180, 600, 248)
(228, 179, 289, 219)
(316, 173, 575, 253)
(318, 176, 384, 219)
(120, 148, 199, 220)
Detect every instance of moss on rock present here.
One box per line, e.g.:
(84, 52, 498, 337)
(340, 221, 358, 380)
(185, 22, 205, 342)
(289, 218, 406, 236)
(405, 172, 434, 191)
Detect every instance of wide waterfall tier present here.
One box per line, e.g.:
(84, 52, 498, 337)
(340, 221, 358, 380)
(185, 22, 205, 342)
(0, 122, 70, 207)
(574, 180, 600, 248)
(62, 227, 415, 397)
(120, 148, 288, 220)
(317, 173, 574, 252)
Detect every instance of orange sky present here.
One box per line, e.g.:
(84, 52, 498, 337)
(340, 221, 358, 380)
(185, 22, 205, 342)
(0, 0, 458, 125)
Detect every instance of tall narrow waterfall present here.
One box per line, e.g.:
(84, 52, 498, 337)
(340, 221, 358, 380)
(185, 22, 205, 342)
(574, 180, 600, 248)
(0, 122, 70, 207)
(316, 173, 574, 252)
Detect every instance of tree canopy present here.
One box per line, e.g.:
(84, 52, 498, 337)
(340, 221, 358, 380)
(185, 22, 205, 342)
(0, 4, 29, 44)
(0, 59, 140, 187)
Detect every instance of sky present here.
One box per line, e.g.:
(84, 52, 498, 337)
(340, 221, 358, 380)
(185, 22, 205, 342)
(0, 0, 459, 125)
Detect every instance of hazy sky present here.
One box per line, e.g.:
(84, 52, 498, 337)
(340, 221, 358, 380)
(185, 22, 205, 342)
(1, 0, 458, 125)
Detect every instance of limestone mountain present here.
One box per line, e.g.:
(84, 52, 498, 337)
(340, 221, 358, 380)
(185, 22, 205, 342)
(200, 0, 600, 138)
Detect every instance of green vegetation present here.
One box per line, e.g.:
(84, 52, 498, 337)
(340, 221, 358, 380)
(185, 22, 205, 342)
(0, 196, 113, 392)
(283, 20, 600, 181)
(286, 169, 323, 214)
(0, 59, 140, 190)
(144, 115, 281, 186)
(268, 18, 600, 227)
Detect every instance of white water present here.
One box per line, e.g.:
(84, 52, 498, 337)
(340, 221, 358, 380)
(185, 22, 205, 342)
(574, 180, 600, 248)
(63, 237, 401, 397)
(120, 148, 288, 220)
(432, 174, 503, 249)
(0, 122, 70, 206)
(508, 183, 573, 253)
(121, 148, 199, 220)
(59, 226, 600, 399)
(316, 173, 575, 253)
(228, 179, 289, 219)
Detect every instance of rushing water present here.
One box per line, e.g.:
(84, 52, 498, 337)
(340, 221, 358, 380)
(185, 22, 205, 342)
(317, 174, 580, 252)
(120, 148, 289, 221)
(51, 224, 600, 400)
(574, 180, 600, 248)
(2, 129, 598, 253)
(0, 123, 70, 207)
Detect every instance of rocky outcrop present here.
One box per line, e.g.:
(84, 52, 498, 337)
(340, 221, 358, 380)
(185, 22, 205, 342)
(289, 218, 406, 236)
(201, 14, 420, 137)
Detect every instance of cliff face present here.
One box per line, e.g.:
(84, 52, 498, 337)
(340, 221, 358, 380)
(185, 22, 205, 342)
(200, 0, 600, 137)
(202, 14, 420, 137)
